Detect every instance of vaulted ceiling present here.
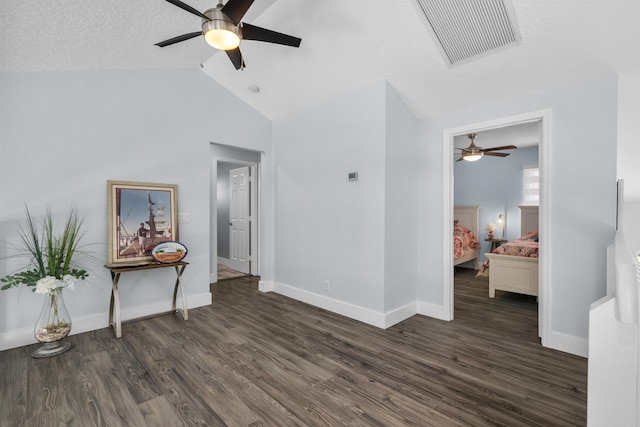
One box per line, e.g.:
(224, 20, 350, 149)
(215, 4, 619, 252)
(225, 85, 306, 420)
(2, 0, 639, 120)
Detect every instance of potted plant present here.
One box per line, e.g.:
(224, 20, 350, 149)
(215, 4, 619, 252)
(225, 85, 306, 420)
(1, 205, 88, 358)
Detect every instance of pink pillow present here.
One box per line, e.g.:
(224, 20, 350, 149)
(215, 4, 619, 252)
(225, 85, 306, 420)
(519, 230, 539, 242)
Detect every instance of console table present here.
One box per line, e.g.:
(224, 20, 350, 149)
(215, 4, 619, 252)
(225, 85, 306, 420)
(104, 261, 188, 338)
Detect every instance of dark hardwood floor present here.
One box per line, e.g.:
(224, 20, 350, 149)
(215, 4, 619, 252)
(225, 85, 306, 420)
(0, 269, 587, 426)
(217, 264, 248, 281)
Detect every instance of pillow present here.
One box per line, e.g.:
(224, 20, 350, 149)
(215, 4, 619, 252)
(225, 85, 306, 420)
(519, 230, 539, 242)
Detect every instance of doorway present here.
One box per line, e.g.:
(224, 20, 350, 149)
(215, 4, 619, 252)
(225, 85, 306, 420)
(216, 163, 253, 280)
(452, 122, 541, 324)
(211, 145, 261, 284)
(443, 109, 551, 341)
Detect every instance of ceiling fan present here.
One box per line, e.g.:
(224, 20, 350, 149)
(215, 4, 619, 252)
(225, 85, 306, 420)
(455, 133, 517, 162)
(155, 0, 302, 70)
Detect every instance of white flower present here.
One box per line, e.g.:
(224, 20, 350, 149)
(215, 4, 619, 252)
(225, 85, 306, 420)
(34, 276, 62, 294)
(33, 275, 77, 294)
(62, 275, 76, 291)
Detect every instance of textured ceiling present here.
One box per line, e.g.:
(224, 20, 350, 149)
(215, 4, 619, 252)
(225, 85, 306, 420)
(2, 0, 639, 120)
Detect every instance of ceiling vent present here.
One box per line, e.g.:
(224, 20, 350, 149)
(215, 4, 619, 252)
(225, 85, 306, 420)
(414, 0, 521, 67)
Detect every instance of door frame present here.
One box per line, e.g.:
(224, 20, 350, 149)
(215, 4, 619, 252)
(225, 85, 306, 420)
(211, 156, 259, 283)
(442, 109, 551, 342)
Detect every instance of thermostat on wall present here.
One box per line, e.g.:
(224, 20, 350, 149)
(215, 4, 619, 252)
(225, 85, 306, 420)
(348, 171, 358, 181)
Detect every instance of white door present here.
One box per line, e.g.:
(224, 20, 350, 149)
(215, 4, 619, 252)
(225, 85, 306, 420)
(228, 166, 251, 274)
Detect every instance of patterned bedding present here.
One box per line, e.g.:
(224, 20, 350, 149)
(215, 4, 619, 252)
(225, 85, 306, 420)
(477, 231, 538, 276)
(491, 240, 539, 257)
(454, 223, 480, 259)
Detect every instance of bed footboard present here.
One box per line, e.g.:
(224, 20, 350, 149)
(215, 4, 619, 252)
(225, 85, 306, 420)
(485, 253, 539, 297)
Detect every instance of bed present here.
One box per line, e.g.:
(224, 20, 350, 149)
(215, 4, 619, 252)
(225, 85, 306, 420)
(484, 206, 539, 298)
(454, 206, 480, 269)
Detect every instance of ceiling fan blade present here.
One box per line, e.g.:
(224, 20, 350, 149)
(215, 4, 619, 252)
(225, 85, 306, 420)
(164, 0, 210, 20)
(455, 157, 465, 162)
(155, 31, 202, 47)
(242, 23, 302, 47)
(483, 152, 510, 157)
(226, 47, 245, 70)
(482, 145, 517, 152)
(222, 0, 255, 25)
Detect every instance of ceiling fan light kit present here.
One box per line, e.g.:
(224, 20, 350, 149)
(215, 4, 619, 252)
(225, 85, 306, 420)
(462, 151, 483, 162)
(202, 8, 241, 50)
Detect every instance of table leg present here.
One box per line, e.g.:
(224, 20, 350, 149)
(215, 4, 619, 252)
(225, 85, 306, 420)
(173, 264, 188, 320)
(108, 272, 122, 338)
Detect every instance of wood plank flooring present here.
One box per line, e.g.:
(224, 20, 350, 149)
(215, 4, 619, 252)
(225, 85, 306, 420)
(0, 269, 587, 426)
(217, 264, 248, 281)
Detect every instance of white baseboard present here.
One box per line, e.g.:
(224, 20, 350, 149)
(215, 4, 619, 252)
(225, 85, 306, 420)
(543, 329, 589, 358)
(0, 292, 211, 352)
(258, 280, 275, 292)
(260, 281, 417, 329)
(417, 300, 451, 321)
(384, 302, 418, 328)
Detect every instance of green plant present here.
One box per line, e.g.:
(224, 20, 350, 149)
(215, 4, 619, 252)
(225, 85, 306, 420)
(1, 205, 88, 292)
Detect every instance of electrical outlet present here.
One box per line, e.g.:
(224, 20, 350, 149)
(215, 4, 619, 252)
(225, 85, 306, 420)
(324, 280, 330, 291)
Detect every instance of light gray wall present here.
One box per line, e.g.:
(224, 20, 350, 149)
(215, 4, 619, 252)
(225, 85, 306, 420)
(0, 69, 271, 349)
(272, 75, 617, 345)
(273, 81, 388, 311)
(418, 75, 618, 340)
(384, 82, 419, 311)
(0, 68, 619, 351)
(454, 146, 539, 264)
(272, 80, 420, 314)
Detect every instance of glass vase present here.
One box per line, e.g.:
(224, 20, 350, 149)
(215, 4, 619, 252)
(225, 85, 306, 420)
(32, 289, 73, 358)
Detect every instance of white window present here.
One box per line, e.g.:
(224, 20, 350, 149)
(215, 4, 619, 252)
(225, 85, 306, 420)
(523, 166, 539, 205)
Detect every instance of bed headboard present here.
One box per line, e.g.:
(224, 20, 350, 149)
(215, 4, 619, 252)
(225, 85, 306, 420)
(454, 206, 480, 238)
(519, 205, 539, 235)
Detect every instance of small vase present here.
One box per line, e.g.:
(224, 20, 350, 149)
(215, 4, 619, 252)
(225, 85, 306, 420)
(32, 289, 73, 358)
(488, 232, 494, 239)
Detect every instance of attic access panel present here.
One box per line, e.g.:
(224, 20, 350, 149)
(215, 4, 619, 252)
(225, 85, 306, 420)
(414, 0, 522, 67)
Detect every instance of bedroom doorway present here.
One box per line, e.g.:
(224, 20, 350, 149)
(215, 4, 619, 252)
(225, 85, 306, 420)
(444, 109, 550, 342)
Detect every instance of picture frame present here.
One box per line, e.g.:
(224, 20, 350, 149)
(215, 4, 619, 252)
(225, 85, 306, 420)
(107, 180, 178, 266)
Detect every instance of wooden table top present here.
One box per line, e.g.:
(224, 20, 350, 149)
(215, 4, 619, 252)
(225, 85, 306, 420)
(104, 261, 188, 273)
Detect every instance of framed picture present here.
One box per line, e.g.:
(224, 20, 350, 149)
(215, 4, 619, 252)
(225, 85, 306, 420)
(107, 180, 178, 265)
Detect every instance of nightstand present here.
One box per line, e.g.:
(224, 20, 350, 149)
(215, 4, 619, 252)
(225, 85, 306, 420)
(485, 238, 508, 252)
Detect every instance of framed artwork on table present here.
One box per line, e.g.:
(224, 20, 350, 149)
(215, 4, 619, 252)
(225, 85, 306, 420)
(107, 180, 178, 266)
